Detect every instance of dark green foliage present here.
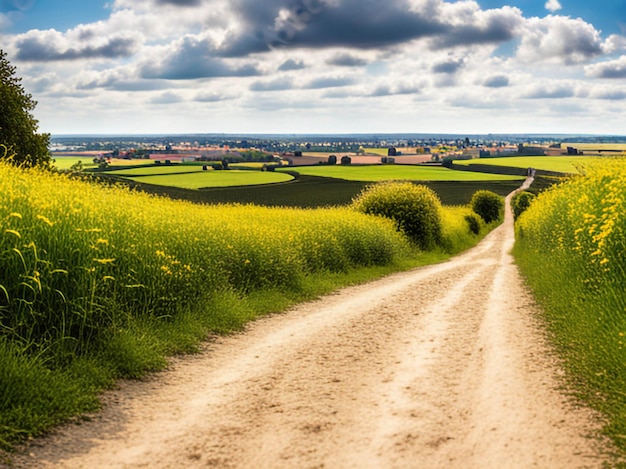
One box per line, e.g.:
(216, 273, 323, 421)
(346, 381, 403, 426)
(352, 181, 443, 249)
(470, 190, 504, 224)
(0, 50, 50, 168)
(464, 213, 482, 235)
(512, 191, 536, 219)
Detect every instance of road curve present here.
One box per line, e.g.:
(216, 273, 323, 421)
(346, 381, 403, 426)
(9, 178, 610, 468)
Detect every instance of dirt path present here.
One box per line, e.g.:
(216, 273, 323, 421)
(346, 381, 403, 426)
(9, 179, 610, 468)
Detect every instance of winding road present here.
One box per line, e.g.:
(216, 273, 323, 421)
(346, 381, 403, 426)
(9, 179, 610, 468)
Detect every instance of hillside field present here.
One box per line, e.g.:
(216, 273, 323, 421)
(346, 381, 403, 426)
(453, 155, 603, 173)
(53, 156, 154, 170)
(277, 165, 523, 182)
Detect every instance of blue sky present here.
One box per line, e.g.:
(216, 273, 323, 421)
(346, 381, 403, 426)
(2, 0, 106, 33)
(1, 0, 626, 135)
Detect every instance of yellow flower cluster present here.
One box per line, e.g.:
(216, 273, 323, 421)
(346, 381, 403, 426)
(516, 158, 626, 299)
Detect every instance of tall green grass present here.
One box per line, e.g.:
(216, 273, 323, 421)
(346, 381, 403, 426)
(514, 159, 626, 454)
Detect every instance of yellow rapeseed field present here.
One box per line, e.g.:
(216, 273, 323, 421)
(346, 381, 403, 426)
(0, 162, 410, 353)
(515, 158, 626, 451)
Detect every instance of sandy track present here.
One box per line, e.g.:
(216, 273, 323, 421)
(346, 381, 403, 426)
(9, 180, 610, 468)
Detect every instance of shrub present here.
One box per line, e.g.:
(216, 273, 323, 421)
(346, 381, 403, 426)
(470, 190, 504, 224)
(352, 181, 443, 249)
(464, 212, 482, 235)
(512, 191, 535, 219)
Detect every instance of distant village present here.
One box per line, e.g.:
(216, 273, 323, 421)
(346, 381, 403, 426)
(50, 134, 626, 165)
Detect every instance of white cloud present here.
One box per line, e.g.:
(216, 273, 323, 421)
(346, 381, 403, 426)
(545, 0, 562, 13)
(516, 15, 603, 64)
(602, 34, 626, 54)
(589, 86, 626, 100)
(585, 56, 626, 78)
(2, 0, 625, 135)
(521, 82, 578, 99)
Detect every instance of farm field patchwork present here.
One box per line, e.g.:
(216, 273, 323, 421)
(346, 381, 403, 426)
(277, 165, 523, 181)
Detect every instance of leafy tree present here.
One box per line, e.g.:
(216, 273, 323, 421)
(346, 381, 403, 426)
(0, 49, 50, 167)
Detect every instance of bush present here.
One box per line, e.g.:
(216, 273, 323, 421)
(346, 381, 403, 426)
(512, 191, 535, 219)
(352, 181, 443, 249)
(464, 212, 482, 235)
(470, 190, 504, 224)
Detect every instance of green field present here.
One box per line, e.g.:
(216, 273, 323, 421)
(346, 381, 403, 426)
(278, 165, 523, 181)
(121, 170, 293, 189)
(106, 164, 206, 177)
(52, 156, 99, 170)
(453, 156, 603, 173)
(123, 173, 549, 208)
(53, 157, 155, 171)
(567, 143, 626, 153)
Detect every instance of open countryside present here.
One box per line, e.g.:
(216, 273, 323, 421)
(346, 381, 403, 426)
(3, 133, 626, 468)
(3, 0, 626, 462)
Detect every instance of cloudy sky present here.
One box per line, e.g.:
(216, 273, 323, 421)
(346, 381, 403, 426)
(1, 0, 625, 135)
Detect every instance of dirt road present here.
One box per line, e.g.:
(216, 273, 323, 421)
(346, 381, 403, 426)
(10, 180, 610, 468)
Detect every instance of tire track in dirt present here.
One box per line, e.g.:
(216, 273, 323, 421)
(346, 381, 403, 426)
(8, 179, 611, 468)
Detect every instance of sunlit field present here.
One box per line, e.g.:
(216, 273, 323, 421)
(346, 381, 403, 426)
(52, 156, 98, 170)
(278, 165, 523, 181)
(566, 143, 626, 154)
(53, 156, 153, 170)
(106, 164, 210, 177)
(514, 158, 626, 451)
(453, 156, 602, 173)
(120, 170, 294, 189)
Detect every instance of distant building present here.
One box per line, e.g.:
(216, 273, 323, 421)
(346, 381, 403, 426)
(462, 148, 480, 158)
